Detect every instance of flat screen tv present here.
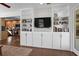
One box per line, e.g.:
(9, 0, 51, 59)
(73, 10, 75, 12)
(34, 17, 51, 28)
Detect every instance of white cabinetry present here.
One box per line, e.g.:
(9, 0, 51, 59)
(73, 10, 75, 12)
(52, 5, 70, 50)
(53, 32, 70, 50)
(53, 32, 61, 49)
(20, 32, 53, 49)
(61, 32, 70, 50)
(32, 32, 52, 48)
(42, 32, 52, 48)
(20, 8, 33, 46)
(33, 32, 42, 47)
(20, 32, 27, 46)
(20, 7, 70, 50)
(20, 32, 70, 50)
(26, 32, 32, 46)
(20, 32, 32, 46)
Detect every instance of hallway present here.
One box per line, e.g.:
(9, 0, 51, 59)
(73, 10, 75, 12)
(0, 36, 20, 46)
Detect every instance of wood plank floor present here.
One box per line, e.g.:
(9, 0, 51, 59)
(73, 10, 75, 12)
(29, 47, 77, 56)
(0, 37, 77, 56)
(0, 36, 20, 46)
(0, 45, 77, 56)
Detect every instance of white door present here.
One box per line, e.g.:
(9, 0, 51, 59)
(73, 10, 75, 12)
(26, 32, 32, 46)
(33, 32, 42, 47)
(20, 32, 27, 46)
(61, 32, 70, 50)
(53, 32, 61, 49)
(42, 32, 52, 49)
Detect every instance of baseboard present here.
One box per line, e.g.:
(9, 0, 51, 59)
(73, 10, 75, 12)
(73, 51, 79, 56)
(73, 49, 79, 56)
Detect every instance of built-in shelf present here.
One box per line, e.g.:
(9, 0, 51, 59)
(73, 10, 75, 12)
(53, 13, 69, 32)
(21, 19, 32, 32)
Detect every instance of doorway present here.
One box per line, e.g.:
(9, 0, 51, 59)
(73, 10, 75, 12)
(0, 16, 20, 46)
(75, 9, 79, 51)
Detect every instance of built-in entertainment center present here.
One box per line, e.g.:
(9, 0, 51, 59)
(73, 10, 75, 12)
(20, 5, 70, 50)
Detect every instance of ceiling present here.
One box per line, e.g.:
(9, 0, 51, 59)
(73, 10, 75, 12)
(0, 3, 71, 10)
(0, 3, 76, 12)
(0, 3, 51, 11)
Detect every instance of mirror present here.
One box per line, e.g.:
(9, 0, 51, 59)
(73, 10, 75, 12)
(75, 9, 79, 50)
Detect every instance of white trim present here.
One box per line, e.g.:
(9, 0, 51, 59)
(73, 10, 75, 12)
(71, 4, 79, 55)
(73, 48, 79, 56)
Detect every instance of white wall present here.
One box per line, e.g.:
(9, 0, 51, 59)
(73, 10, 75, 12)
(0, 10, 20, 17)
(34, 7, 52, 18)
(0, 7, 52, 18)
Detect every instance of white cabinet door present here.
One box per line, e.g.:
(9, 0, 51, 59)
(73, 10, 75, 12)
(53, 32, 61, 49)
(33, 32, 42, 47)
(20, 32, 27, 46)
(61, 32, 70, 50)
(26, 32, 32, 46)
(42, 32, 52, 49)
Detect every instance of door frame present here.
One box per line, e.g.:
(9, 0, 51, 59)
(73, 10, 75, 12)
(0, 16, 20, 46)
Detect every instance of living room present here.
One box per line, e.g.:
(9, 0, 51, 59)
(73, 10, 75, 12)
(0, 3, 79, 56)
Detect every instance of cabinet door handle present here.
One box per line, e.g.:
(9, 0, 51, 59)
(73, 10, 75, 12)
(60, 33, 62, 38)
(26, 34, 27, 36)
(25, 34, 27, 37)
(41, 33, 43, 47)
(60, 33, 62, 48)
(41, 33, 43, 37)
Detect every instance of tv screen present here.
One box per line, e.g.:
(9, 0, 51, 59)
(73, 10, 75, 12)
(34, 17, 51, 28)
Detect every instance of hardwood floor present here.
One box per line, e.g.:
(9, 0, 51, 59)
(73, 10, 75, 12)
(0, 37, 77, 56)
(29, 47, 77, 56)
(0, 45, 3, 56)
(0, 45, 77, 56)
(0, 36, 20, 46)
